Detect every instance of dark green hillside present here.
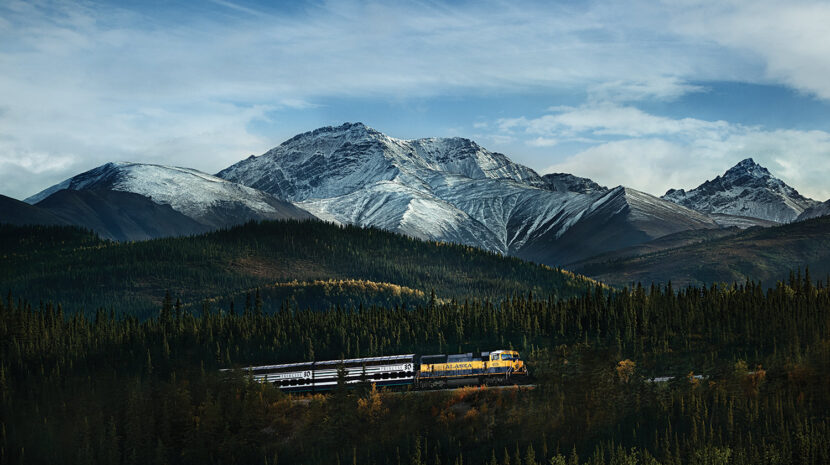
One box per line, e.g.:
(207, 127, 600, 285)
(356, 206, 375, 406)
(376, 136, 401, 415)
(576, 216, 830, 287)
(0, 220, 596, 318)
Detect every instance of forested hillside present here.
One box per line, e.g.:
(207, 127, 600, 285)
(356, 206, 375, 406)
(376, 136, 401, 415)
(0, 220, 594, 318)
(2, 277, 829, 464)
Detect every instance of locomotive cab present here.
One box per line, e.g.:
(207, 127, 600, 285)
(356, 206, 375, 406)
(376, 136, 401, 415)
(486, 349, 527, 376)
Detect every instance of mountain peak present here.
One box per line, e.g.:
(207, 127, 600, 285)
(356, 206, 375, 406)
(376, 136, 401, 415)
(724, 157, 771, 181)
(219, 123, 546, 203)
(662, 157, 817, 223)
(280, 122, 380, 146)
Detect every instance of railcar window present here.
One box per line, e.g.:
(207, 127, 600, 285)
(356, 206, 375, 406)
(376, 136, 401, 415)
(501, 354, 511, 360)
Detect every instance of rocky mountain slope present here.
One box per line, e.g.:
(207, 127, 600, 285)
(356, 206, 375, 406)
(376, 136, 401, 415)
(662, 158, 818, 223)
(516, 187, 719, 265)
(25, 162, 314, 230)
(218, 123, 718, 265)
(797, 199, 830, 221)
(541, 173, 608, 194)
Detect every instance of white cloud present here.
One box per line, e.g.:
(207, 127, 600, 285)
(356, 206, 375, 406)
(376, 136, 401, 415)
(670, 0, 830, 100)
(499, 103, 731, 139)
(515, 105, 830, 200)
(527, 137, 558, 147)
(586, 78, 707, 103)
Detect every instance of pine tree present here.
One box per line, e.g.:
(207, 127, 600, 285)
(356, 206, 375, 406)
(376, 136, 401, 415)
(526, 444, 537, 465)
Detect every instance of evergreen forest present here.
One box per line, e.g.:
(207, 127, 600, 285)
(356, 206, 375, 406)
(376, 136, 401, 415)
(2, 255, 829, 464)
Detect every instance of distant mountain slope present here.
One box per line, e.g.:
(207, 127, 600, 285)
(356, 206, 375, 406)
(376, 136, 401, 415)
(0, 194, 69, 226)
(576, 216, 830, 288)
(218, 122, 717, 265)
(514, 187, 719, 265)
(35, 189, 210, 241)
(797, 199, 830, 221)
(662, 158, 818, 223)
(26, 162, 314, 229)
(0, 220, 599, 318)
(569, 227, 744, 271)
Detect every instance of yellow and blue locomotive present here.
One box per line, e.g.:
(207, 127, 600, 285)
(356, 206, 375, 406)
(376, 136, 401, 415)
(417, 350, 528, 388)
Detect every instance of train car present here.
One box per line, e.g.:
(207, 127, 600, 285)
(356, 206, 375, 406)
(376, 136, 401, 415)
(231, 354, 416, 392)
(416, 349, 528, 388)
(228, 349, 528, 392)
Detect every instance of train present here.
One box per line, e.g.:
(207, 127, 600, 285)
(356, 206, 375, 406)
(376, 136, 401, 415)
(227, 349, 529, 392)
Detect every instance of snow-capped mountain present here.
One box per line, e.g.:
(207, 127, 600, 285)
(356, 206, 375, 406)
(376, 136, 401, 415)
(797, 199, 830, 221)
(218, 123, 545, 201)
(218, 122, 718, 265)
(662, 158, 818, 223)
(25, 162, 313, 229)
(217, 122, 549, 251)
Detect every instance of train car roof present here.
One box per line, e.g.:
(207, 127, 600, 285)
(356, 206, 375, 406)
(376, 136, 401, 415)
(314, 354, 415, 367)
(223, 354, 415, 372)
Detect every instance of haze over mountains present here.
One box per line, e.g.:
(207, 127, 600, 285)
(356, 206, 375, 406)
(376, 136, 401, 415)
(3, 122, 828, 277)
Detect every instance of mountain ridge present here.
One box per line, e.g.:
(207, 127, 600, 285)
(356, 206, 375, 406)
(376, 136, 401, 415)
(11, 124, 822, 272)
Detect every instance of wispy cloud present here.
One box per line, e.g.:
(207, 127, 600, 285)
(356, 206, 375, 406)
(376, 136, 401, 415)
(499, 104, 731, 139)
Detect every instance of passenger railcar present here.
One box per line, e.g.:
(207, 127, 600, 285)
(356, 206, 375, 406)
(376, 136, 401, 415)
(229, 354, 416, 392)
(228, 349, 527, 392)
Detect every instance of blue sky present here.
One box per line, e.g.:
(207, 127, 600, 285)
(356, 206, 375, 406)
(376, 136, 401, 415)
(2, 0, 830, 201)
